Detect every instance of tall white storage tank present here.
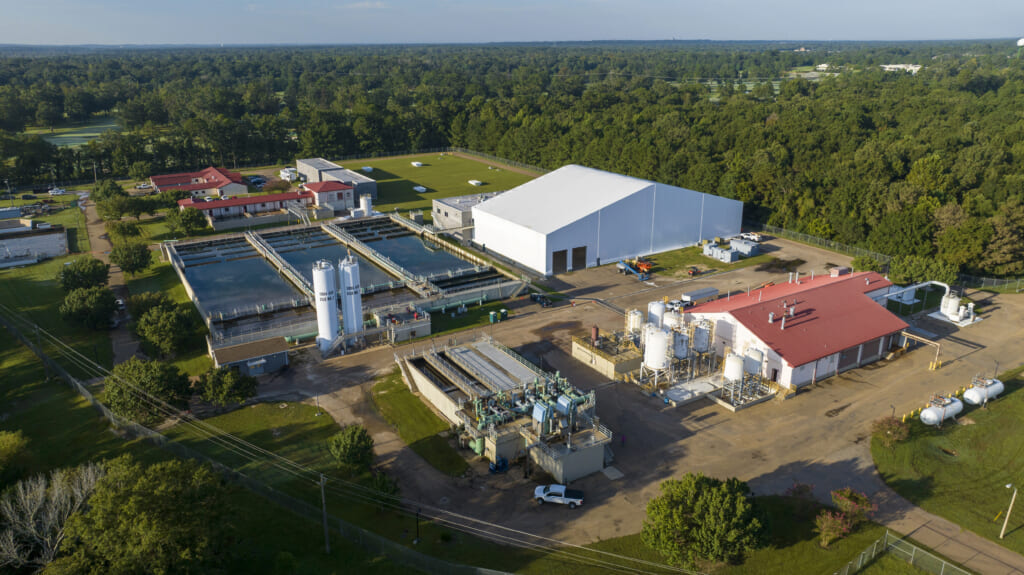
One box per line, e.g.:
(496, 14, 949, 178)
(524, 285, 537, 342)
(662, 311, 682, 332)
(644, 330, 670, 370)
(359, 194, 373, 215)
(313, 260, 339, 353)
(648, 301, 666, 329)
(724, 354, 745, 382)
(626, 309, 644, 333)
(338, 255, 363, 337)
(744, 349, 764, 375)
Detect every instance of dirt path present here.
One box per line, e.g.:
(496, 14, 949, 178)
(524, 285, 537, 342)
(81, 199, 140, 365)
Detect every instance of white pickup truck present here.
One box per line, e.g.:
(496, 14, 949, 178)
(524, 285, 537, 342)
(740, 232, 762, 242)
(534, 484, 584, 509)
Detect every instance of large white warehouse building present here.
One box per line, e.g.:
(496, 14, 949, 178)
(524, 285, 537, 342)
(471, 165, 743, 276)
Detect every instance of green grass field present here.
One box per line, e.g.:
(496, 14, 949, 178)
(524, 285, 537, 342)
(35, 200, 91, 253)
(873, 365, 1024, 556)
(125, 261, 212, 376)
(858, 552, 931, 574)
(0, 256, 114, 373)
(0, 332, 407, 574)
(359, 153, 536, 216)
(429, 300, 514, 338)
(370, 368, 469, 477)
(24, 116, 122, 147)
(646, 245, 777, 279)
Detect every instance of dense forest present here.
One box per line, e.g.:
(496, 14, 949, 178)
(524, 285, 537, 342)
(0, 41, 1022, 276)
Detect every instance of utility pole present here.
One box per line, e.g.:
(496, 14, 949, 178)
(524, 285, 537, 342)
(319, 474, 330, 553)
(1001, 484, 1017, 540)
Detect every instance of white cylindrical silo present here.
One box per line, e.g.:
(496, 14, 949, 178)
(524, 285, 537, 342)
(338, 255, 363, 336)
(313, 260, 339, 353)
(643, 330, 670, 371)
(963, 379, 1004, 405)
(648, 301, 666, 329)
(724, 354, 744, 382)
(359, 194, 372, 215)
(920, 397, 963, 426)
(626, 309, 644, 333)
(744, 349, 764, 375)
(662, 310, 682, 332)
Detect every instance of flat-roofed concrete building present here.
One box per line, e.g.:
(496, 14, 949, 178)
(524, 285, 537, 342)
(296, 158, 377, 200)
(432, 191, 505, 239)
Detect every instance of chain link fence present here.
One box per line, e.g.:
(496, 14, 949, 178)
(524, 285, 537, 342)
(748, 223, 892, 270)
(831, 531, 972, 575)
(956, 274, 1024, 293)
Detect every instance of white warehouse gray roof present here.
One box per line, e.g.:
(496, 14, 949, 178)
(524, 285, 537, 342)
(474, 165, 672, 235)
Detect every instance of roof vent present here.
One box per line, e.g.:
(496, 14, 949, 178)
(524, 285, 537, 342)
(780, 316, 786, 330)
(769, 312, 775, 324)
(789, 306, 795, 317)
(865, 277, 870, 286)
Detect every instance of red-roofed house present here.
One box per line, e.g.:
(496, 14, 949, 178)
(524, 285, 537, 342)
(177, 191, 313, 220)
(682, 271, 905, 388)
(303, 181, 354, 211)
(151, 167, 246, 198)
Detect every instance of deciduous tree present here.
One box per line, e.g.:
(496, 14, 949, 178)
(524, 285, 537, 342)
(135, 305, 191, 357)
(55, 257, 109, 292)
(198, 367, 259, 407)
(102, 358, 190, 424)
(59, 287, 117, 330)
(327, 425, 375, 472)
(108, 241, 152, 276)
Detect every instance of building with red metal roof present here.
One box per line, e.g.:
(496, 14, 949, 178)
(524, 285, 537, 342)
(177, 191, 313, 220)
(150, 167, 246, 198)
(302, 181, 354, 211)
(683, 271, 906, 388)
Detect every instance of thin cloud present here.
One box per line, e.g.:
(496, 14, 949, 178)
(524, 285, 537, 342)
(339, 1, 388, 9)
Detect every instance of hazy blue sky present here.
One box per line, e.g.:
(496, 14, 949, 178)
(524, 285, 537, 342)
(0, 0, 1021, 45)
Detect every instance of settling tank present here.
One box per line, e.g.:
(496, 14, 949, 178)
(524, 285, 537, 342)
(963, 378, 1004, 405)
(723, 354, 745, 382)
(692, 324, 710, 353)
(920, 396, 963, 426)
(648, 301, 666, 329)
(644, 330, 670, 371)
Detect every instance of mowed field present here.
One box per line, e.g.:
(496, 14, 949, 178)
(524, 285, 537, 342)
(24, 116, 122, 147)
(358, 154, 538, 218)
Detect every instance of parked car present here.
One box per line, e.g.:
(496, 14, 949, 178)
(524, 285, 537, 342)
(48, 188, 66, 196)
(667, 299, 683, 312)
(530, 292, 552, 308)
(135, 183, 152, 189)
(534, 485, 584, 509)
(740, 232, 762, 242)
(20, 194, 35, 201)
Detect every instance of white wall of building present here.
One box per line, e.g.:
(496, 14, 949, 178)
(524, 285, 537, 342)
(472, 209, 547, 275)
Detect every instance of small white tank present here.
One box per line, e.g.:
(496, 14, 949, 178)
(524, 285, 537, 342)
(663, 310, 682, 331)
(648, 301, 666, 328)
(920, 397, 963, 426)
(644, 330, 670, 370)
(744, 349, 764, 375)
(672, 332, 689, 359)
(724, 354, 744, 382)
(626, 309, 644, 333)
(963, 379, 1004, 405)
(940, 293, 961, 321)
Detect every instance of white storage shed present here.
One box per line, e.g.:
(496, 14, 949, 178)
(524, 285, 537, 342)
(471, 165, 743, 276)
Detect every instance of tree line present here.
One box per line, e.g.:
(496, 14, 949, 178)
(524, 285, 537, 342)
(1, 41, 1022, 275)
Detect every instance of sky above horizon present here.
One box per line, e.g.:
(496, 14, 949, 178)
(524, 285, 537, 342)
(0, 0, 1022, 45)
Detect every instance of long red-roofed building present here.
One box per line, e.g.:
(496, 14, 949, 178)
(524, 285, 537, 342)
(177, 191, 313, 219)
(682, 271, 905, 388)
(150, 167, 246, 198)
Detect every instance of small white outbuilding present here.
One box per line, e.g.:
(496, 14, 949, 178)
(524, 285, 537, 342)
(472, 165, 742, 276)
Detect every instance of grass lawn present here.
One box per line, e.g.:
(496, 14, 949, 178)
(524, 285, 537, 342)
(589, 496, 893, 575)
(873, 365, 1024, 556)
(858, 552, 931, 574)
(24, 116, 122, 147)
(429, 300, 513, 338)
(360, 153, 536, 215)
(0, 331, 406, 573)
(0, 255, 114, 373)
(371, 367, 469, 477)
(646, 245, 778, 279)
(34, 200, 90, 253)
(125, 261, 212, 376)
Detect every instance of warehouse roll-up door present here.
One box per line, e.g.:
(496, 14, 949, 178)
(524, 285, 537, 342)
(838, 346, 859, 372)
(552, 250, 568, 274)
(571, 246, 587, 270)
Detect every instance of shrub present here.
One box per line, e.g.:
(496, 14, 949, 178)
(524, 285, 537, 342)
(815, 510, 852, 548)
(784, 481, 815, 500)
(872, 416, 909, 450)
(831, 488, 875, 527)
(327, 425, 375, 472)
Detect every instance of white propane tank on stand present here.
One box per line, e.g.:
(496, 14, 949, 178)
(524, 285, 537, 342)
(920, 396, 964, 426)
(724, 354, 745, 382)
(963, 379, 1004, 405)
(648, 301, 666, 329)
(940, 293, 961, 321)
